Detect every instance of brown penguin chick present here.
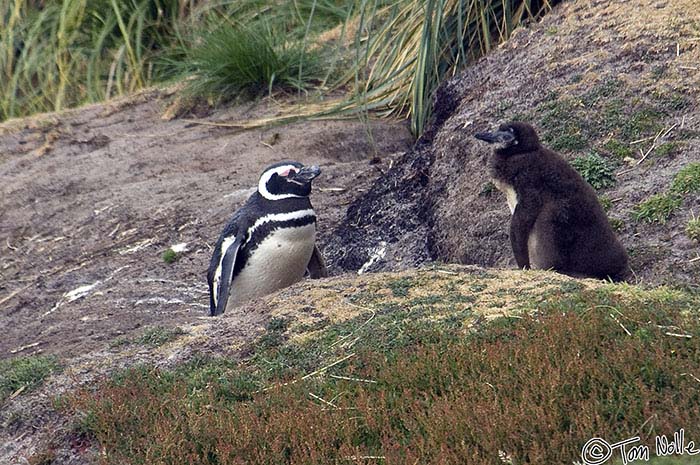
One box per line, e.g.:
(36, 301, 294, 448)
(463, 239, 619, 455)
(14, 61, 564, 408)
(474, 121, 629, 282)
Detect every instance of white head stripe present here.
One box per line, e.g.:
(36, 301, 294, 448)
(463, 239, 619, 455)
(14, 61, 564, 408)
(247, 209, 315, 240)
(258, 165, 303, 200)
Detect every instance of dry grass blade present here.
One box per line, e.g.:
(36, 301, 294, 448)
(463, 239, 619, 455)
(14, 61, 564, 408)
(260, 352, 357, 392)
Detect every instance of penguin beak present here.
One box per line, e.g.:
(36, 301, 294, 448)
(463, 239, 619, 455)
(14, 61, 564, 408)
(293, 165, 321, 182)
(474, 130, 515, 145)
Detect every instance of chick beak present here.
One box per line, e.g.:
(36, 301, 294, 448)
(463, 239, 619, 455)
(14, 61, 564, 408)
(474, 130, 515, 145)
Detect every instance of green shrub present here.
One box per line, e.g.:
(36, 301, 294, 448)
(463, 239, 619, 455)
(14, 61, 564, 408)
(602, 139, 633, 159)
(162, 249, 178, 263)
(571, 153, 617, 189)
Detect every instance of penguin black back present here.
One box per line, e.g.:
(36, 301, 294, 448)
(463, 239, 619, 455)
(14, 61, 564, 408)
(475, 122, 629, 282)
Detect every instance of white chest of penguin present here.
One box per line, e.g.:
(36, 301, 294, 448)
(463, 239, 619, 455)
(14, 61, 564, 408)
(493, 179, 543, 267)
(228, 222, 316, 309)
(493, 179, 518, 214)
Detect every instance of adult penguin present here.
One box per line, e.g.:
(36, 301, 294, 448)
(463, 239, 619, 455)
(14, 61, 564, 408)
(207, 161, 327, 315)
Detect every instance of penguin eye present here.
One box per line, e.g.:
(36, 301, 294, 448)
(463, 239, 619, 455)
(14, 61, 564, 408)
(508, 127, 515, 134)
(280, 168, 297, 177)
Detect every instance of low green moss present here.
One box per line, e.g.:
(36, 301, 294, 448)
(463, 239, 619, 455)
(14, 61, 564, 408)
(655, 142, 684, 158)
(550, 132, 589, 152)
(112, 326, 187, 348)
(622, 108, 664, 140)
(388, 277, 415, 297)
(602, 139, 633, 159)
(597, 99, 627, 135)
(581, 77, 622, 106)
(677, 128, 700, 140)
(495, 100, 514, 117)
(138, 326, 186, 347)
(633, 193, 682, 225)
(539, 97, 581, 132)
(651, 90, 690, 111)
(0, 355, 60, 402)
(670, 163, 700, 195)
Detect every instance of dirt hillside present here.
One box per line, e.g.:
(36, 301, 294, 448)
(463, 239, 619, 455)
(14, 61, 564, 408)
(0, 91, 412, 361)
(326, 0, 700, 286)
(1, 0, 699, 462)
(0, 90, 414, 461)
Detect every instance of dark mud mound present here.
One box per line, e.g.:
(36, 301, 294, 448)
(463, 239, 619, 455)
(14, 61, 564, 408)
(324, 146, 435, 273)
(328, 0, 700, 286)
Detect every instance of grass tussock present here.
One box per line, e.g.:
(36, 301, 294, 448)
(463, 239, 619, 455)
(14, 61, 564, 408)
(68, 283, 700, 464)
(1, 0, 555, 136)
(634, 163, 700, 225)
(0, 355, 60, 403)
(0, 0, 195, 120)
(325, 0, 556, 135)
(180, 24, 324, 98)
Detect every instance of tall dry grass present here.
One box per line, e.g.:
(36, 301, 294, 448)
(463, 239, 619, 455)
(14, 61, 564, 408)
(1, 0, 554, 135)
(0, 0, 201, 120)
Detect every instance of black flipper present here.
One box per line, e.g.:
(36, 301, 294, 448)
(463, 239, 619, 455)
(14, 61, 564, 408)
(306, 244, 328, 278)
(207, 230, 244, 316)
(213, 235, 242, 316)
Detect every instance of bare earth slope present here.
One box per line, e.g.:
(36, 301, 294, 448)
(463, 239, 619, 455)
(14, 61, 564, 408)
(0, 92, 414, 461)
(0, 92, 412, 361)
(327, 0, 700, 286)
(1, 0, 699, 461)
